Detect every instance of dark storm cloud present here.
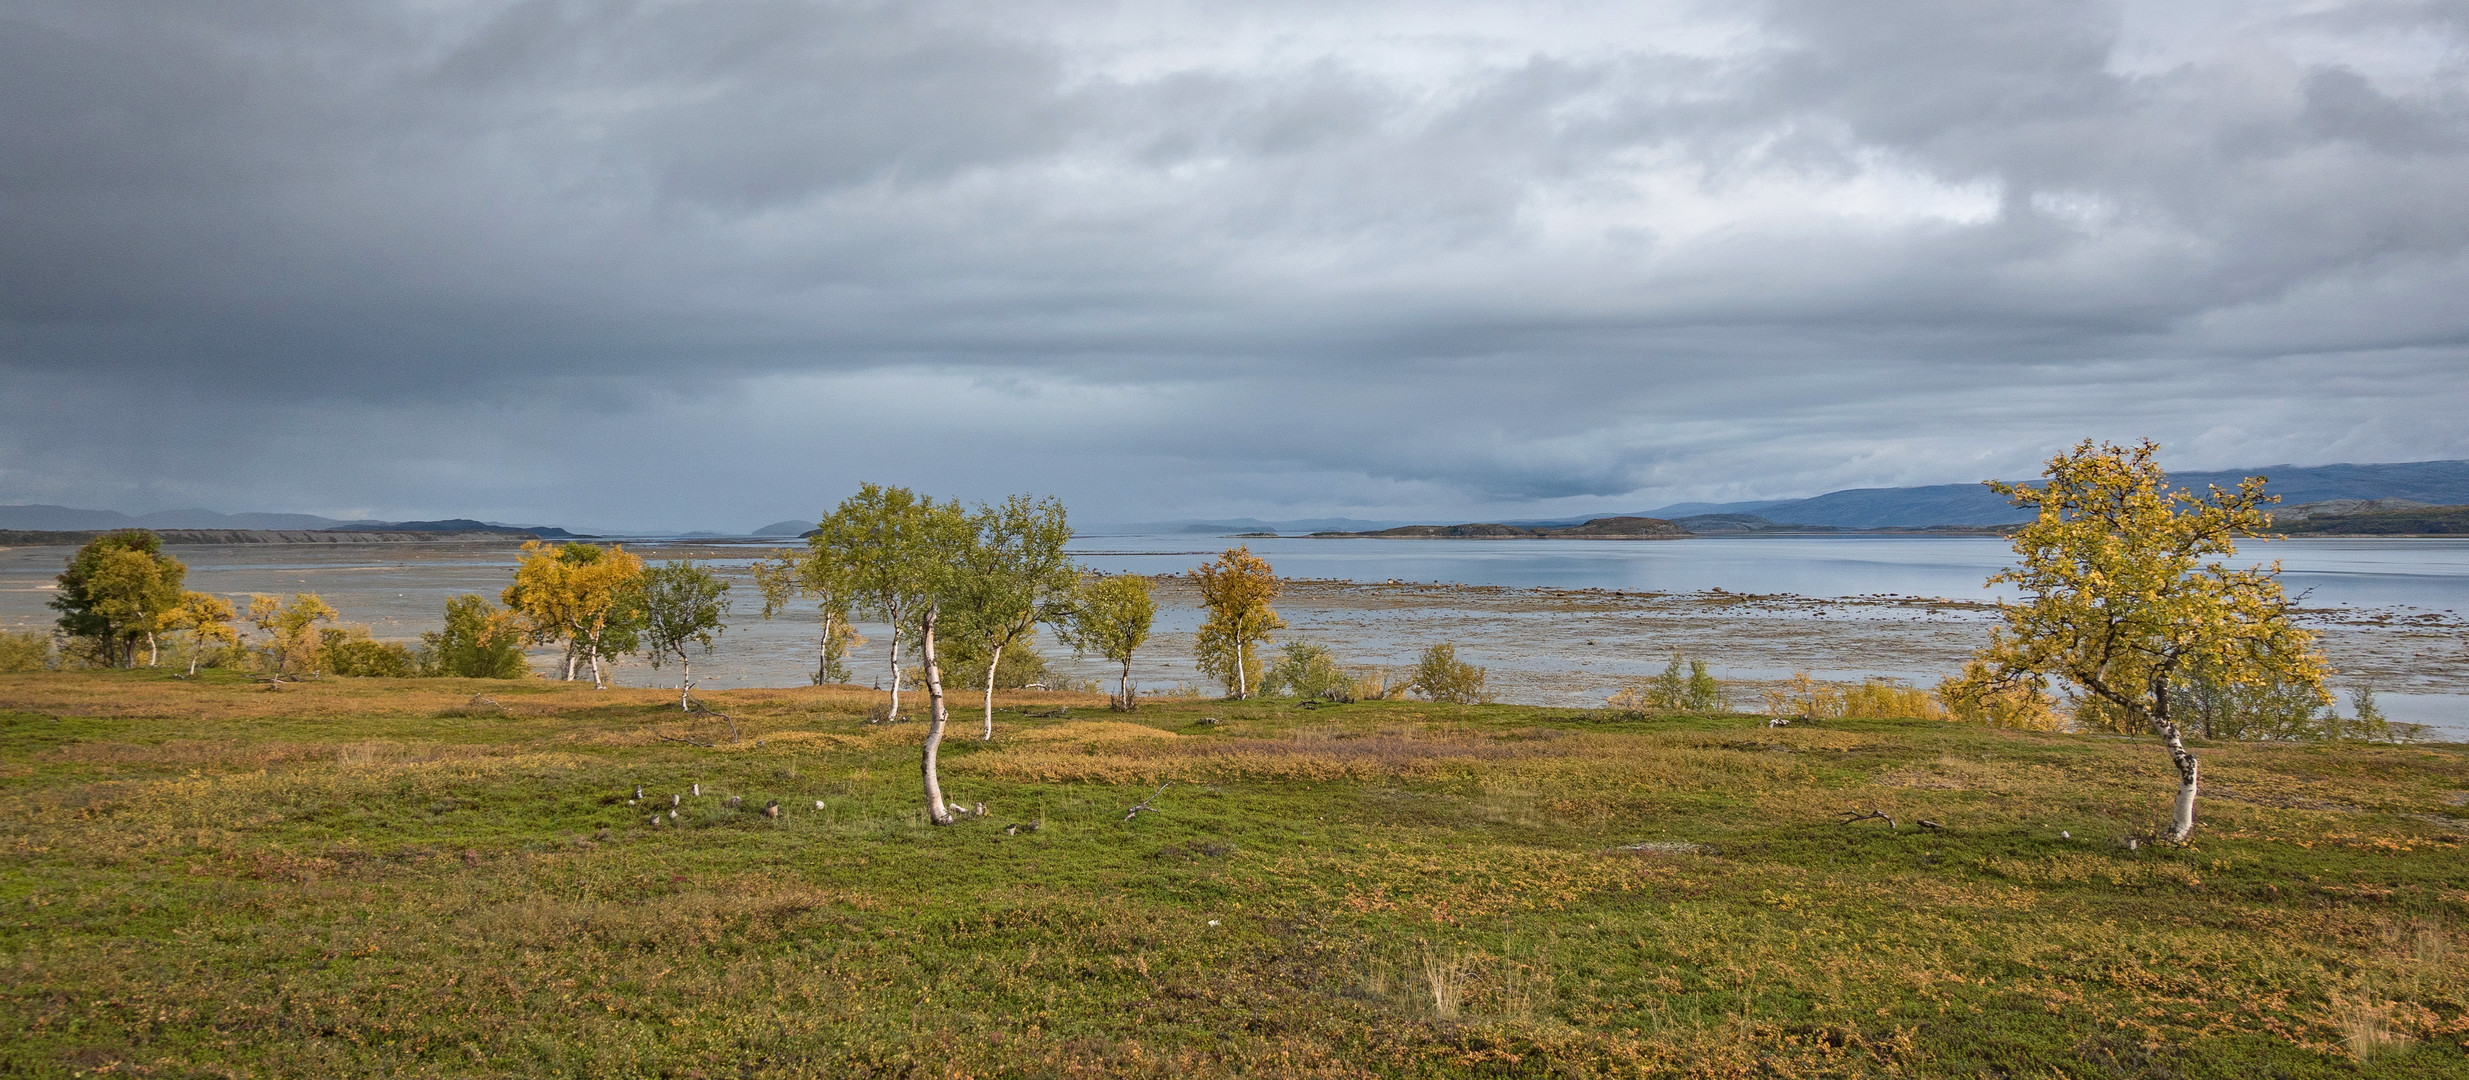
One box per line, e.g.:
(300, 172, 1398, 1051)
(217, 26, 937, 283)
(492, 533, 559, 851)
(1, 0, 2465, 529)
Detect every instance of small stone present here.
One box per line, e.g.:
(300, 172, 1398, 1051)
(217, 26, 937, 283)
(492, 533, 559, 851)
(692, 783, 701, 797)
(765, 801, 781, 819)
(814, 800, 826, 811)
(672, 794, 680, 807)
(668, 809, 678, 820)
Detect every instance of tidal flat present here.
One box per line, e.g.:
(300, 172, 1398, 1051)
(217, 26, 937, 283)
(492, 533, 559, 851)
(5, 539, 2465, 736)
(1, 674, 2465, 1077)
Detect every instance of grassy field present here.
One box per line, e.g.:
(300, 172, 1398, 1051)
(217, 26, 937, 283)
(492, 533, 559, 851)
(3, 671, 2466, 1078)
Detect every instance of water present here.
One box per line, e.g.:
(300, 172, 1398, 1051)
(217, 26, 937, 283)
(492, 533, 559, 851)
(4, 534, 2463, 737)
(1071, 533, 2469, 611)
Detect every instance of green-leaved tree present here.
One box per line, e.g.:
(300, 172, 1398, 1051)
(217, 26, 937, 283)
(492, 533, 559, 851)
(52, 531, 187, 667)
(945, 495, 1078, 740)
(639, 561, 732, 711)
(1057, 574, 1156, 711)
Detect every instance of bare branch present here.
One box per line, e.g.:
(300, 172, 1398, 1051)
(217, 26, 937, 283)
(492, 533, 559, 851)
(1123, 782, 1171, 822)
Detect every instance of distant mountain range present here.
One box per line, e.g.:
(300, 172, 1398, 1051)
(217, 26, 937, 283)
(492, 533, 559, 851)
(1133, 459, 2469, 533)
(0, 504, 579, 538)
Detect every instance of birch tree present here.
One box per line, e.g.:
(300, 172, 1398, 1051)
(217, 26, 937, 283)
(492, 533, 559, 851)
(1193, 547, 1283, 699)
(1057, 574, 1156, 711)
(501, 541, 645, 687)
(945, 495, 1078, 740)
(51, 531, 186, 667)
(906, 499, 976, 825)
(751, 548, 863, 685)
(638, 561, 732, 711)
(163, 592, 240, 676)
(247, 593, 338, 674)
(1945, 439, 2326, 843)
(810, 485, 945, 720)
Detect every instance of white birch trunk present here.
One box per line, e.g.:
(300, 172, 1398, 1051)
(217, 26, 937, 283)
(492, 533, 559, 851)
(678, 652, 693, 711)
(1119, 658, 1136, 711)
(815, 611, 833, 685)
(563, 642, 580, 682)
(886, 612, 903, 719)
(982, 644, 1003, 741)
(1234, 639, 1247, 699)
(147, 632, 159, 668)
(2158, 724, 2200, 842)
(919, 607, 953, 825)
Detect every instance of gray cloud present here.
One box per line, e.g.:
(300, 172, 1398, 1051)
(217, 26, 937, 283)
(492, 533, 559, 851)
(2, 0, 2465, 529)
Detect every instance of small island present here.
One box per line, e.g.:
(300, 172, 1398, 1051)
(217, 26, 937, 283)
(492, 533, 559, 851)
(1311, 515, 1690, 539)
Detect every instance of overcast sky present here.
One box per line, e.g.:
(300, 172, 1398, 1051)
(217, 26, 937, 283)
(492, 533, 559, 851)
(3, 0, 2465, 531)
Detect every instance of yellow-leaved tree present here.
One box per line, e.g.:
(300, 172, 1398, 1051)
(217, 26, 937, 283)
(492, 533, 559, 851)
(502, 541, 645, 687)
(1944, 439, 2327, 842)
(1192, 547, 1283, 699)
(162, 592, 240, 676)
(248, 593, 338, 674)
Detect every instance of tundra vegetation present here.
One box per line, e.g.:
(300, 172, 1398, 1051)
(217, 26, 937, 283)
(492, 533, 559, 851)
(0, 671, 2462, 1078)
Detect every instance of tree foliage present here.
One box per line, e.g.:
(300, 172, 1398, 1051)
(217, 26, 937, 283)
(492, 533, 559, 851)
(1057, 574, 1155, 711)
(502, 541, 644, 687)
(751, 547, 862, 685)
(638, 561, 732, 711)
(162, 592, 241, 676)
(420, 594, 530, 679)
(1609, 651, 1727, 715)
(1413, 642, 1489, 705)
(810, 485, 958, 718)
(51, 531, 187, 667)
(0, 630, 53, 673)
(319, 628, 419, 677)
(1192, 547, 1283, 699)
(1262, 639, 1349, 701)
(944, 495, 1077, 739)
(1944, 439, 2328, 841)
(248, 593, 339, 674)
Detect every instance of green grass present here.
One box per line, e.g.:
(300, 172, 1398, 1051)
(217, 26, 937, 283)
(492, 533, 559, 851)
(2, 669, 2466, 1077)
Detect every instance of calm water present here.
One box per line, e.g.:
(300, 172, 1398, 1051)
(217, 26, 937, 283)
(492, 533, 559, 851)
(4, 534, 2464, 735)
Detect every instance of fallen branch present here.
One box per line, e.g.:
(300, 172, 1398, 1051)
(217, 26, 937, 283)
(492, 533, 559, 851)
(682, 701, 741, 744)
(1123, 783, 1171, 822)
(1837, 807, 1896, 829)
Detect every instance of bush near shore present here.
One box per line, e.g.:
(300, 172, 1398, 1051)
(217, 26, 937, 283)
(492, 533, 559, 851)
(2, 670, 2465, 1077)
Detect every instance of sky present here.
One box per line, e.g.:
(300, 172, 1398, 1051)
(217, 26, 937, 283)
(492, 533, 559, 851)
(3, 0, 2466, 533)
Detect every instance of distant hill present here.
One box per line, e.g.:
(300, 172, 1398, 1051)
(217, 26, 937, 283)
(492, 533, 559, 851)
(752, 519, 815, 536)
(1632, 460, 2469, 529)
(0, 504, 361, 531)
(0, 504, 579, 538)
(1314, 516, 1688, 540)
(2276, 502, 2469, 536)
(340, 519, 579, 539)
